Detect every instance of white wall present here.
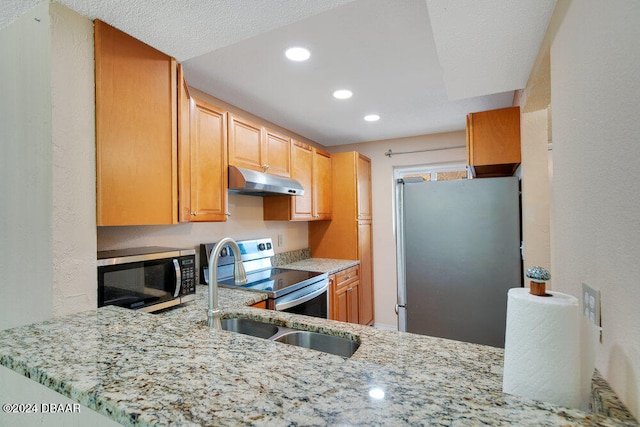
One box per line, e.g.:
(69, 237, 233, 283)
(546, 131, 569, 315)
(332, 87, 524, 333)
(0, 2, 96, 330)
(1, 2, 54, 330)
(330, 132, 467, 329)
(550, 0, 640, 417)
(50, 3, 97, 318)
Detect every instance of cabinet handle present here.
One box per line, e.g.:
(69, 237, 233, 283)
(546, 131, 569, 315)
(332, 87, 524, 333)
(263, 164, 270, 170)
(191, 212, 197, 216)
(344, 275, 350, 280)
(225, 212, 231, 217)
(347, 287, 353, 292)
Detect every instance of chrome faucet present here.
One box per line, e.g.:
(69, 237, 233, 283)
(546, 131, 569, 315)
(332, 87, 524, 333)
(207, 237, 247, 329)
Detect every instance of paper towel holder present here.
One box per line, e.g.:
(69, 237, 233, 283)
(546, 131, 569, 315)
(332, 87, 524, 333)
(526, 266, 551, 297)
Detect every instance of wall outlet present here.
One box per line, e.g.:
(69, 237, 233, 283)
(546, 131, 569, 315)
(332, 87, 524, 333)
(277, 234, 284, 247)
(582, 282, 601, 327)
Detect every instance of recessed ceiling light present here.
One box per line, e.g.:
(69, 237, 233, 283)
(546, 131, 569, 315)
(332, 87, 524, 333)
(364, 114, 380, 122)
(285, 47, 310, 62)
(333, 89, 353, 100)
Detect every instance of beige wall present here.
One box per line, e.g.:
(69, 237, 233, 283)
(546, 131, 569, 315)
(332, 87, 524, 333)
(519, 109, 552, 285)
(548, 0, 640, 417)
(0, 2, 96, 330)
(97, 194, 308, 262)
(330, 133, 467, 328)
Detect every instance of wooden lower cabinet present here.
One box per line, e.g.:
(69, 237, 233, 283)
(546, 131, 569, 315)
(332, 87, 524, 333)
(330, 266, 360, 324)
(250, 300, 267, 309)
(357, 221, 374, 326)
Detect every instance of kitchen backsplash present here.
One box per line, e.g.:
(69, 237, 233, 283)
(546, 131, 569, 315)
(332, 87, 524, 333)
(272, 248, 311, 266)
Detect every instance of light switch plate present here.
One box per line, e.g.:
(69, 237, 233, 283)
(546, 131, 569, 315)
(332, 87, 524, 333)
(582, 282, 601, 327)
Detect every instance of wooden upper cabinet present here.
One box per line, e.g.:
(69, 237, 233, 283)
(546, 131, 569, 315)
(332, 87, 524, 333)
(183, 96, 228, 222)
(177, 65, 191, 222)
(228, 115, 291, 177)
(290, 141, 314, 220)
(264, 128, 291, 177)
(263, 141, 331, 221)
(466, 106, 521, 178)
(228, 114, 263, 172)
(313, 148, 333, 220)
(94, 20, 177, 226)
(356, 154, 372, 220)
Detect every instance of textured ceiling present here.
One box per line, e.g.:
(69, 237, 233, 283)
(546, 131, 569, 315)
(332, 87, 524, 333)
(426, 0, 557, 101)
(0, 0, 355, 61)
(1, 0, 556, 146)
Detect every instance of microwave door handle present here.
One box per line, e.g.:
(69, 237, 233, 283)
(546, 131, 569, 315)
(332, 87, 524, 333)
(173, 259, 181, 298)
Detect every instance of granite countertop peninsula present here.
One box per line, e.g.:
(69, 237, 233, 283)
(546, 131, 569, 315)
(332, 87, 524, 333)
(0, 285, 636, 426)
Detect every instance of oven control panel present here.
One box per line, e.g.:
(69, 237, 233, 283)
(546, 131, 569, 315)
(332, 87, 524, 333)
(199, 238, 275, 285)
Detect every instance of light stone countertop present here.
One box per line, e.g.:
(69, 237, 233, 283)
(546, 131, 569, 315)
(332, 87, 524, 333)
(0, 285, 636, 426)
(278, 258, 359, 274)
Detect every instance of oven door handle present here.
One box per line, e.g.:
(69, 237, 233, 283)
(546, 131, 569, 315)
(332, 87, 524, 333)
(274, 280, 328, 311)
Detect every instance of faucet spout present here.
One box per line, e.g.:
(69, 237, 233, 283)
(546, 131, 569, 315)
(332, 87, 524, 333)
(207, 237, 247, 329)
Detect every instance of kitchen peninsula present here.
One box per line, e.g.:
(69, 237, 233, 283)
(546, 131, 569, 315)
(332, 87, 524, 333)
(0, 285, 635, 426)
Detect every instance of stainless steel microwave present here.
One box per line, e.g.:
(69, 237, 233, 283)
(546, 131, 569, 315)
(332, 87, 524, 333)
(97, 247, 196, 313)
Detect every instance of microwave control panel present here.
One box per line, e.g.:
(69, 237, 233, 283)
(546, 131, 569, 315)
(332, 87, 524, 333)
(180, 256, 196, 294)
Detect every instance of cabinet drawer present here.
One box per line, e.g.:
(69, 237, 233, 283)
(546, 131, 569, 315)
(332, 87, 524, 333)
(335, 265, 359, 288)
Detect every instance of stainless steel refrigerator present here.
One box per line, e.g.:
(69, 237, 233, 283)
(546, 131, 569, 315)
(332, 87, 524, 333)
(396, 176, 522, 348)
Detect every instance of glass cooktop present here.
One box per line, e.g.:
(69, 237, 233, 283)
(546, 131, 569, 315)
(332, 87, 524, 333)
(218, 268, 324, 298)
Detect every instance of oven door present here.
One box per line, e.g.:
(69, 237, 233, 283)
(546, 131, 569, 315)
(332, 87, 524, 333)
(272, 279, 329, 318)
(98, 257, 182, 311)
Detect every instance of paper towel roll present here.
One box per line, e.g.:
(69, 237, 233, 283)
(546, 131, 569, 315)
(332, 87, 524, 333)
(502, 288, 580, 408)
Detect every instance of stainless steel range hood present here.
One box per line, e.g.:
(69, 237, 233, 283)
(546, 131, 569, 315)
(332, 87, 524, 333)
(228, 165, 304, 196)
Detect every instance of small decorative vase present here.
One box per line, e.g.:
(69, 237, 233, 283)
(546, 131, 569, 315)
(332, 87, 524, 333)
(525, 266, 551, 297)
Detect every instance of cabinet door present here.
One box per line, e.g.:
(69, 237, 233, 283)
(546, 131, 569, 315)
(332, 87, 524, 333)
(356, 154, 372, 220)
(335, 280, 359, 324)
(313, 148, 332, 220)
(467, 106, 520, 177)
(347, 281, 360, 324)
(95, 20, 177, 226)
(290, 141, 313, 220)
(334, 285, 349, 323)
(177, 65, 192, 222)
(188, 97, 228, 221)
(228, 114, 263, 172)
(358, 220, 374, 325)
(264, 129, 291, 177)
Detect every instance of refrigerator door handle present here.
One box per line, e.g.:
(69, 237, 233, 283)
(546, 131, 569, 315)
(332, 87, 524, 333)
(395, 303, 406, 314)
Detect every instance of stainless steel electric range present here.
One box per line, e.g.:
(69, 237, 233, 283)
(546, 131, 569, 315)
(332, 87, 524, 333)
(200, 238, 328, 318)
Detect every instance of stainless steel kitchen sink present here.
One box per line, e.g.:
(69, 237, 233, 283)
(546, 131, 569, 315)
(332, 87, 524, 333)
(214, 317, 360, 358)
(220, 318, 279, 339)
(273, 330, 360, 358)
